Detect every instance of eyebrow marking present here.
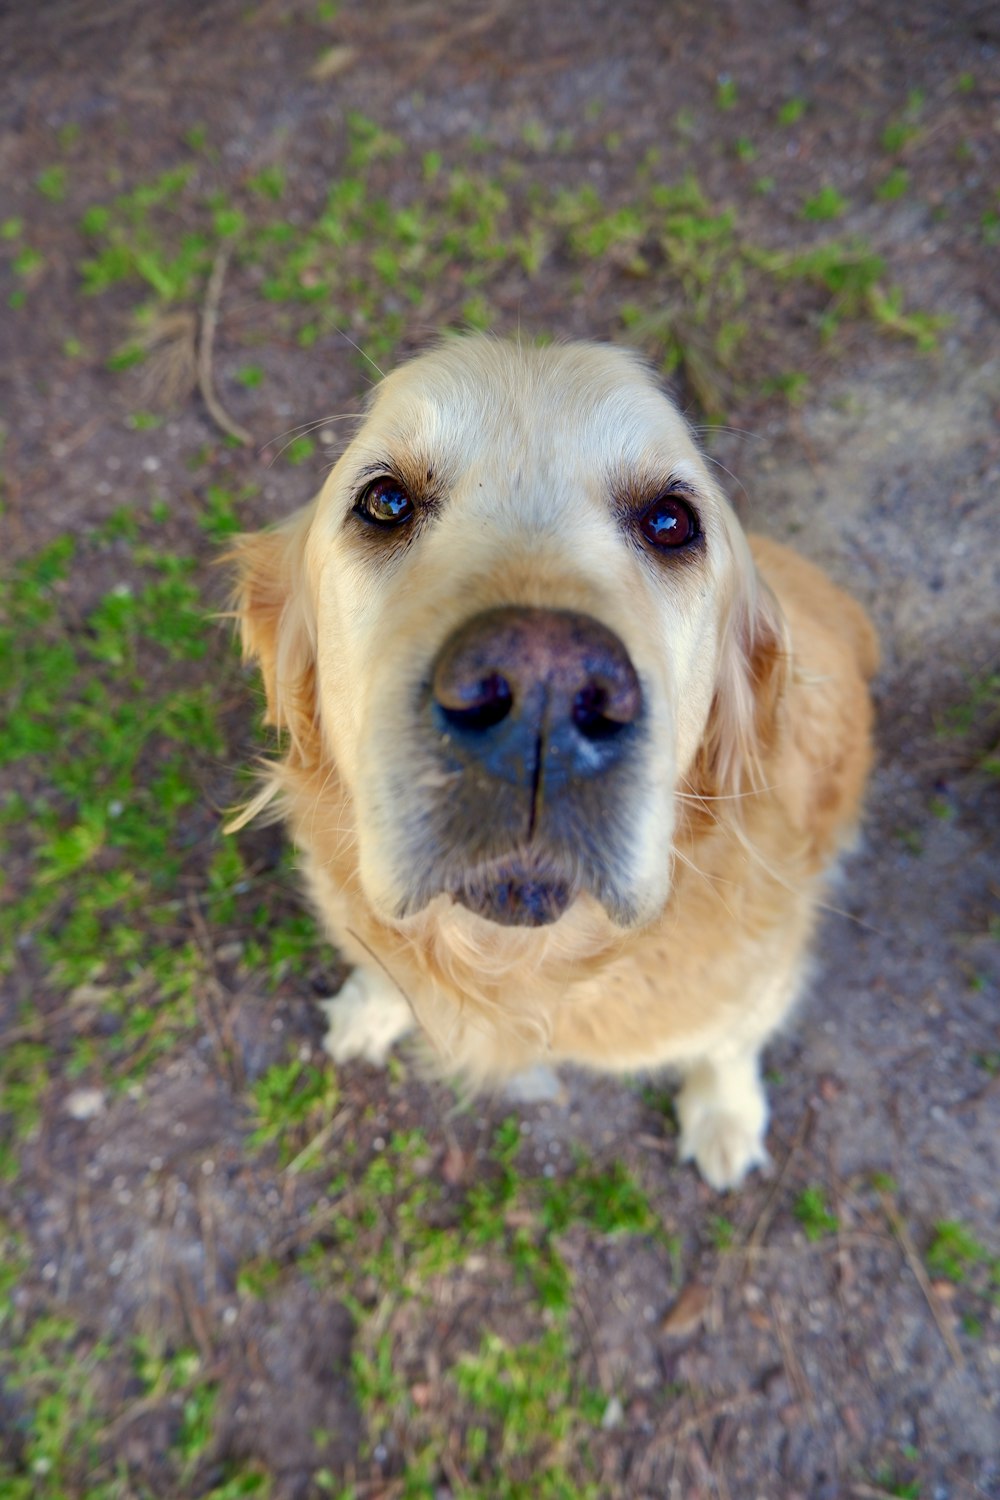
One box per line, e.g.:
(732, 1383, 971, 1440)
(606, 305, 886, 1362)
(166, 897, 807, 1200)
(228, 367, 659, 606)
(611, 464, 703, 514)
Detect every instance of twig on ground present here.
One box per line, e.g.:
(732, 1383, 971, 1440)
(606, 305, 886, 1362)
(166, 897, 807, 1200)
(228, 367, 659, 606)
(724, 1104, 813, 1286)
(198, 240, 252, 447)
(402, 2, 510, 86)
(634, 1392, 761, 1487)
(636, 1131, 675, 1155)
(769, 1292, 814, 1409)
(439, 1448, 471, 1495)
(945, 1066, 1000, 1114)
(738, 1231, 889, 1259)
(0, 986, 109, 1046)
(198, 1175, 219, 1317)
(284, 1107, 351, 1176)
(187, 893, 246, 1092)
(175, 1263, 216, 1362)
(878, 1190, 965, 1368)
(576, 1282, 616, 1395)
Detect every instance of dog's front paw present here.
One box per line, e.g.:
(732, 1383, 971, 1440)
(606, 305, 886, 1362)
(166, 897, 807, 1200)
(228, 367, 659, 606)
(678, 1109, 770, 1192)
(677, 1063, 770, 1191)
(319, 970, 413, 1066)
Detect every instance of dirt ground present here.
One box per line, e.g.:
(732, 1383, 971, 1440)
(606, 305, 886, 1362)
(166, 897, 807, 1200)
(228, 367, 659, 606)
(1, 2, 998, 1498)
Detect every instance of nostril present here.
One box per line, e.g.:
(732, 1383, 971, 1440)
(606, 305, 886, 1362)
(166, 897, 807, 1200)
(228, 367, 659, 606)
(438, 672, 514, 734)
(572, 683, 629, 741)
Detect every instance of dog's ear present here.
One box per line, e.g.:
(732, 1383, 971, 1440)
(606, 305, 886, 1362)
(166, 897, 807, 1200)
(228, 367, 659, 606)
(227, 507, 318, 760)
(691, 570, 790, 802)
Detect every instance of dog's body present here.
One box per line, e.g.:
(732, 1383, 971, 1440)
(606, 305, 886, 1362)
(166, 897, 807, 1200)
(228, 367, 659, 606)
(231, 338, 877, 1189)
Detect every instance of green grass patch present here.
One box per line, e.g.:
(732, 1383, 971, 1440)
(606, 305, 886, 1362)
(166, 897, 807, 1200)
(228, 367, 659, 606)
(935, 672, 1000, 777)
(53, 120, 944, 417)
(0, 521, 305, 1152)
(36, 165, 68, 202)
(793, 1185, 838, 1241)
(715, 78, 738, 111)
(449, 1327, 605, 1494)
(0, 1301, 271, 1498)
(250, 1058, 340, 1167)
(926, 1221, 998, 1286)
(882, 90, 925, 153)
(802, 186, 848, 221)
(777, 97, 807, 126)
(876, 167, 910, 201)
(707, 1214, 735, 1250)
(273, 1119, 662, 1497)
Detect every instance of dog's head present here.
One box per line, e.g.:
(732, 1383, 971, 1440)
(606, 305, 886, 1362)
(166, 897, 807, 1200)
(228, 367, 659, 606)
(232, 338, 786, 935)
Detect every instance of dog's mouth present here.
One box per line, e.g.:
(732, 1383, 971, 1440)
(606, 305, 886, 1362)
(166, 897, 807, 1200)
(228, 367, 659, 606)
(446, 852, 576, 927)
(383, 743, 650, 931)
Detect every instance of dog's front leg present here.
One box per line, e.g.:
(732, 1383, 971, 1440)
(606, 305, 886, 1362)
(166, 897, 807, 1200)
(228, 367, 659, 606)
(320, 968, 413, 1066)
(676, 1048, 771, 1191)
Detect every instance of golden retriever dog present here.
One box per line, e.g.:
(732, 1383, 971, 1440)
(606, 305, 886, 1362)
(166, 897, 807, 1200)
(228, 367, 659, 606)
(229, 337, 877, 1190)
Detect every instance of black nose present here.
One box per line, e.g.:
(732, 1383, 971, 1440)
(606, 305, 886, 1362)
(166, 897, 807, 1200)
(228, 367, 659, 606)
(430, 607, 642, 788)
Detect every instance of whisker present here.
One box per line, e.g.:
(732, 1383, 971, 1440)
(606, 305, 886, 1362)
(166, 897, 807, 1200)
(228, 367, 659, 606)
(344, 927, 416, 1012)
(266, 412, 361, 447)
(265, 413, 362, 467)
(333, 326, 386, 382)
(694, 794, 886, 938)
(691, 424, 762, 442)
(701, 451, 751, 508)
(810, 897, 887, 938)
(675, 783, 778, 804)
(669, 845, 742, 924)
(307, 758, 344, 839)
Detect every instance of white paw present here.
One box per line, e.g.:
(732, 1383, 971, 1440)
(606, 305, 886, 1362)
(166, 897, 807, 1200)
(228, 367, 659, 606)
(678, 1110, 771, 1192)
(677, 1066, 770, 1191)
(319, 970, 413, 1066)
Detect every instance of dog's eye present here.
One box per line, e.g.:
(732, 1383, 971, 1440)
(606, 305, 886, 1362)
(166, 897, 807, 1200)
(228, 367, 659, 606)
(638, 493, 699, 549)
(355, 477, 415, 527)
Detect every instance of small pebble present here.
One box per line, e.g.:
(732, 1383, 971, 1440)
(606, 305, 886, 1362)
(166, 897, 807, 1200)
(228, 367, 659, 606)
(65, 1087, 105, 1121)
(601, 1395, 625, 1430)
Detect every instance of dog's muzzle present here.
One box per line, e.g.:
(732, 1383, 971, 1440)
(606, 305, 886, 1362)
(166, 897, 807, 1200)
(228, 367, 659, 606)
(419, 606, 644, 925)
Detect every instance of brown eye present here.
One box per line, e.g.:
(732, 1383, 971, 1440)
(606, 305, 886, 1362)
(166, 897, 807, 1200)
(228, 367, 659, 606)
(356, 477, 415, 527)
(638, 493, 699, 549)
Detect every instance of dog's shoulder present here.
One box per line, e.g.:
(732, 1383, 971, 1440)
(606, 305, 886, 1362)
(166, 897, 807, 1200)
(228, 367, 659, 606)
(749, 534, 879, 683)
(748, 534, 878, 858)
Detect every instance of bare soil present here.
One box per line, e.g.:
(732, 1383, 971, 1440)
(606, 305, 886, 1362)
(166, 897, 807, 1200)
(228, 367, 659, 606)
(1, 3, 998, 1499)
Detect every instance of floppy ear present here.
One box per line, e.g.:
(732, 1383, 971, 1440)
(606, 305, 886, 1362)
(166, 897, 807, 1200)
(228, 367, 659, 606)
(227, 506, 319, 761)
(691, 569, 790, 802)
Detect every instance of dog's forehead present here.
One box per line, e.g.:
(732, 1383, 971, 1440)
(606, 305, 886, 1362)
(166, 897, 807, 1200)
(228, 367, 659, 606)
(358, 339, 700, 477)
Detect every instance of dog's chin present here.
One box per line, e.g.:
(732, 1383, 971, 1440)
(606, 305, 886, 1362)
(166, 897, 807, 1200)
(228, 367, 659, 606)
(449, 857, 575, 927)
(387, 850, 650, 930)
(380, 848, 581, 928)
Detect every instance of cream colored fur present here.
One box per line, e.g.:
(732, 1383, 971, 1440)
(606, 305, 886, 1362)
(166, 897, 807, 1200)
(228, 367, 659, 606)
(229, 337, 877, 1191)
